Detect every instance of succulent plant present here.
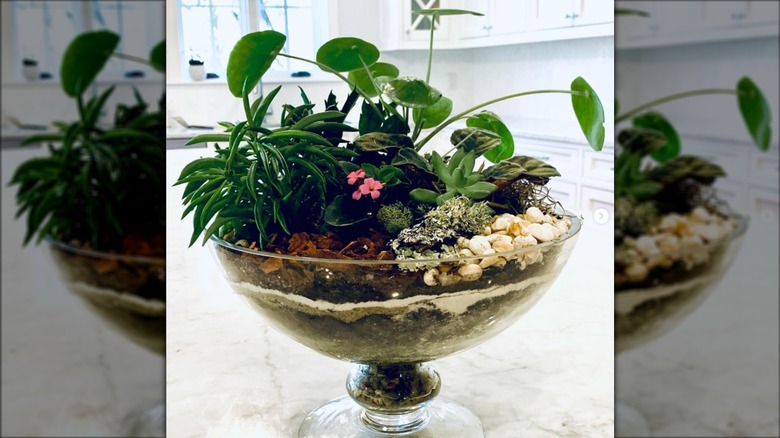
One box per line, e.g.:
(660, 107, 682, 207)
(408, 149, 496, 205)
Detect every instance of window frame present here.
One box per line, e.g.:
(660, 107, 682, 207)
(5, 0, 164, 84)
(172, 0, 340, 85)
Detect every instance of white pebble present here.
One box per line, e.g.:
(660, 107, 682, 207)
(458, 264, 483, 281)
(468, 235, 492, 255)
(525, 207, 545, 223)
(513, 234, 537, 249)
(542, 222, 562, 239)
(424, 269, 439, 286)
(492, 240, 514, 253)
(527, 223, 555, 242)
(625, 262, 648, 282)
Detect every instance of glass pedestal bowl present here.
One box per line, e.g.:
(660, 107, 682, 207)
(615, 214, 747, 436)
(210, 215, 581, 437)
(47, 237, 166, 436)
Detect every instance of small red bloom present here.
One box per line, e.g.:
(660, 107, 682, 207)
(347, 169, 366, 185)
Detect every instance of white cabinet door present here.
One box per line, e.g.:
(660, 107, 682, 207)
(488, 0, 528, 37)
(580, 185, 614, 215)
(574, 0, 614, 27)
(702, 1, 779, 30)
(530, 0, 577, 30)
(458, 0, 490, 39)
(396, 0, 453, 47)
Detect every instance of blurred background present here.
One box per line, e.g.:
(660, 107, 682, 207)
(616, 1, 779, 436)
(1, 1, 165, 436)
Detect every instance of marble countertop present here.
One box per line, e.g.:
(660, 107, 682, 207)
(165, 148, 615, 437)
(617, 218, 779, 437)
(1, 148, 164, 437)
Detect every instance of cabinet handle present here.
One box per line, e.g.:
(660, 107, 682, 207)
(565, 13, 579, 19)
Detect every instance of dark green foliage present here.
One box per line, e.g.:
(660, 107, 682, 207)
(11, 32, 166, 251)
(376, 202, 413, 235)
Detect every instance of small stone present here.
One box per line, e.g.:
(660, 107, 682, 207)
(542, 222, 562, 239)
(691, 206, 711, 223)
(634, 235, 659, 257)
(458, 264, 483, 281)
(527, 223, 555, 242)
(479, 248, 501, 269)
(438, 272, 461, 286)
(492, 240, 514, 253)
(236, 239, 250, 247)
(423, 269, 439, 286)
(468, 235, 492, 255)
(690, 223, 723, 242)
(492, 216, 511, 231)
(507, 220, 527, 237)
(482, 226, 492, 236)
(525, 207, 545, 223)
(625, 262, 648, 282)
(513, 234, 537, 249)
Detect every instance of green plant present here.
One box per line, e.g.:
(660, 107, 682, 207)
(614, 76, 771, 214)
(10, 30, 166, 251)
(177, 8, 605, 250)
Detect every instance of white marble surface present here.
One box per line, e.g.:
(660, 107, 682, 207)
(1, 148, 164, 436)
(617, 219, 780, 437)
(165, 148, 615, 437)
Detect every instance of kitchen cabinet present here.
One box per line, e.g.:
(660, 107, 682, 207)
(530, 0, 613, 31)
(380, 0, 456, 50)
(616, 0, 779, 49)
(381, 0, 613, 51)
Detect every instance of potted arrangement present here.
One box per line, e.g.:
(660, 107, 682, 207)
(22, 58, 38, 81)
(189, 57, 206, 81)
(10, 30, 166, 436)
(614, 7, 773, 436)
(177, 8, 605, 436)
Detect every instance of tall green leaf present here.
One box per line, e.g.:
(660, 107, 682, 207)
(60, 30, 120, 97)
(226, 31, 287, 98)
(737, 76, 772, 151)
(570, 76, 605, 151)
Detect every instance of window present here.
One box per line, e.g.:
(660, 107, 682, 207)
(176, 0, 330, 81)
(8, 0, 164, 82)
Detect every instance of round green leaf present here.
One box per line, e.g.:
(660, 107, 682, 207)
(316, 37, 379, 72)
(227, 31, 287, 98)
(466, 111, 514, 163)
(571, 76, 605, 151)
(384, 77, 441, 108)
(737, 76, 772, 151)
(149, 41, 165, 72)
(413, 96, 453, 128)
(60, 30, 120, 97)
(413, 8, 485, 16)
(348, 62, 400, 97)
(632, 112, 680, 162)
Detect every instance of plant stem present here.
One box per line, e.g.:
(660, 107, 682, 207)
(425, 15, 436, 83)
(357, 54, 404, 121)
(616, 88, 736, 123)
(280, 53, 383, 120)
(112, 52, 151, 66)
(415, 89, 582, 151)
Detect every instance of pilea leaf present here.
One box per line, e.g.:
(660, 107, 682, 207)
(384, 77, 441, 108)
(227, 31, 287, 98)
(317, 37, 380, 72)
(737, 76, 772, 151)
(465, 111, 514, 162)
(413, 96, 453, 129)
(348, 62, 399, 97)
(60, 30, 120, 97)
(632, 112, 680, 162)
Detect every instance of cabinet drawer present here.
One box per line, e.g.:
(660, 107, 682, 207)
(520, 142, 580, 177)
(748, 149, 779, 187)
(547, 179, 578, 210)
(580, 185, 614, 215)
(713, 179, 747, 212)
(747, 186, 779, 224)
(582, 150, 614, 182)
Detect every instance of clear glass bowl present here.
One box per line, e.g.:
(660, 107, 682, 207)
(46, 236, 165, 436)
(210, 214, 582, 437)
(615, 213, 747, 436)
(615, 214, 748, 353)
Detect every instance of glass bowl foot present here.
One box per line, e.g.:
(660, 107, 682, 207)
(616, 400, 649, 437)
(298, 395, 484, 437)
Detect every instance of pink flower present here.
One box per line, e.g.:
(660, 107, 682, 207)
(347, 169, 366, 185)
(356, 178, 383, 200)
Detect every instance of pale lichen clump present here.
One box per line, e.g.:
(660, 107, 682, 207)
(391, 197, 493, 270)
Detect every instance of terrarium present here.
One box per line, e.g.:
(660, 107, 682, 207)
(177, 7, 605, 436)
(10, 30, 166, 436)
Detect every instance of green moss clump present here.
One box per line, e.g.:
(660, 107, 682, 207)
(615, 197, 658, 241)
(377, 202, 414, 235)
